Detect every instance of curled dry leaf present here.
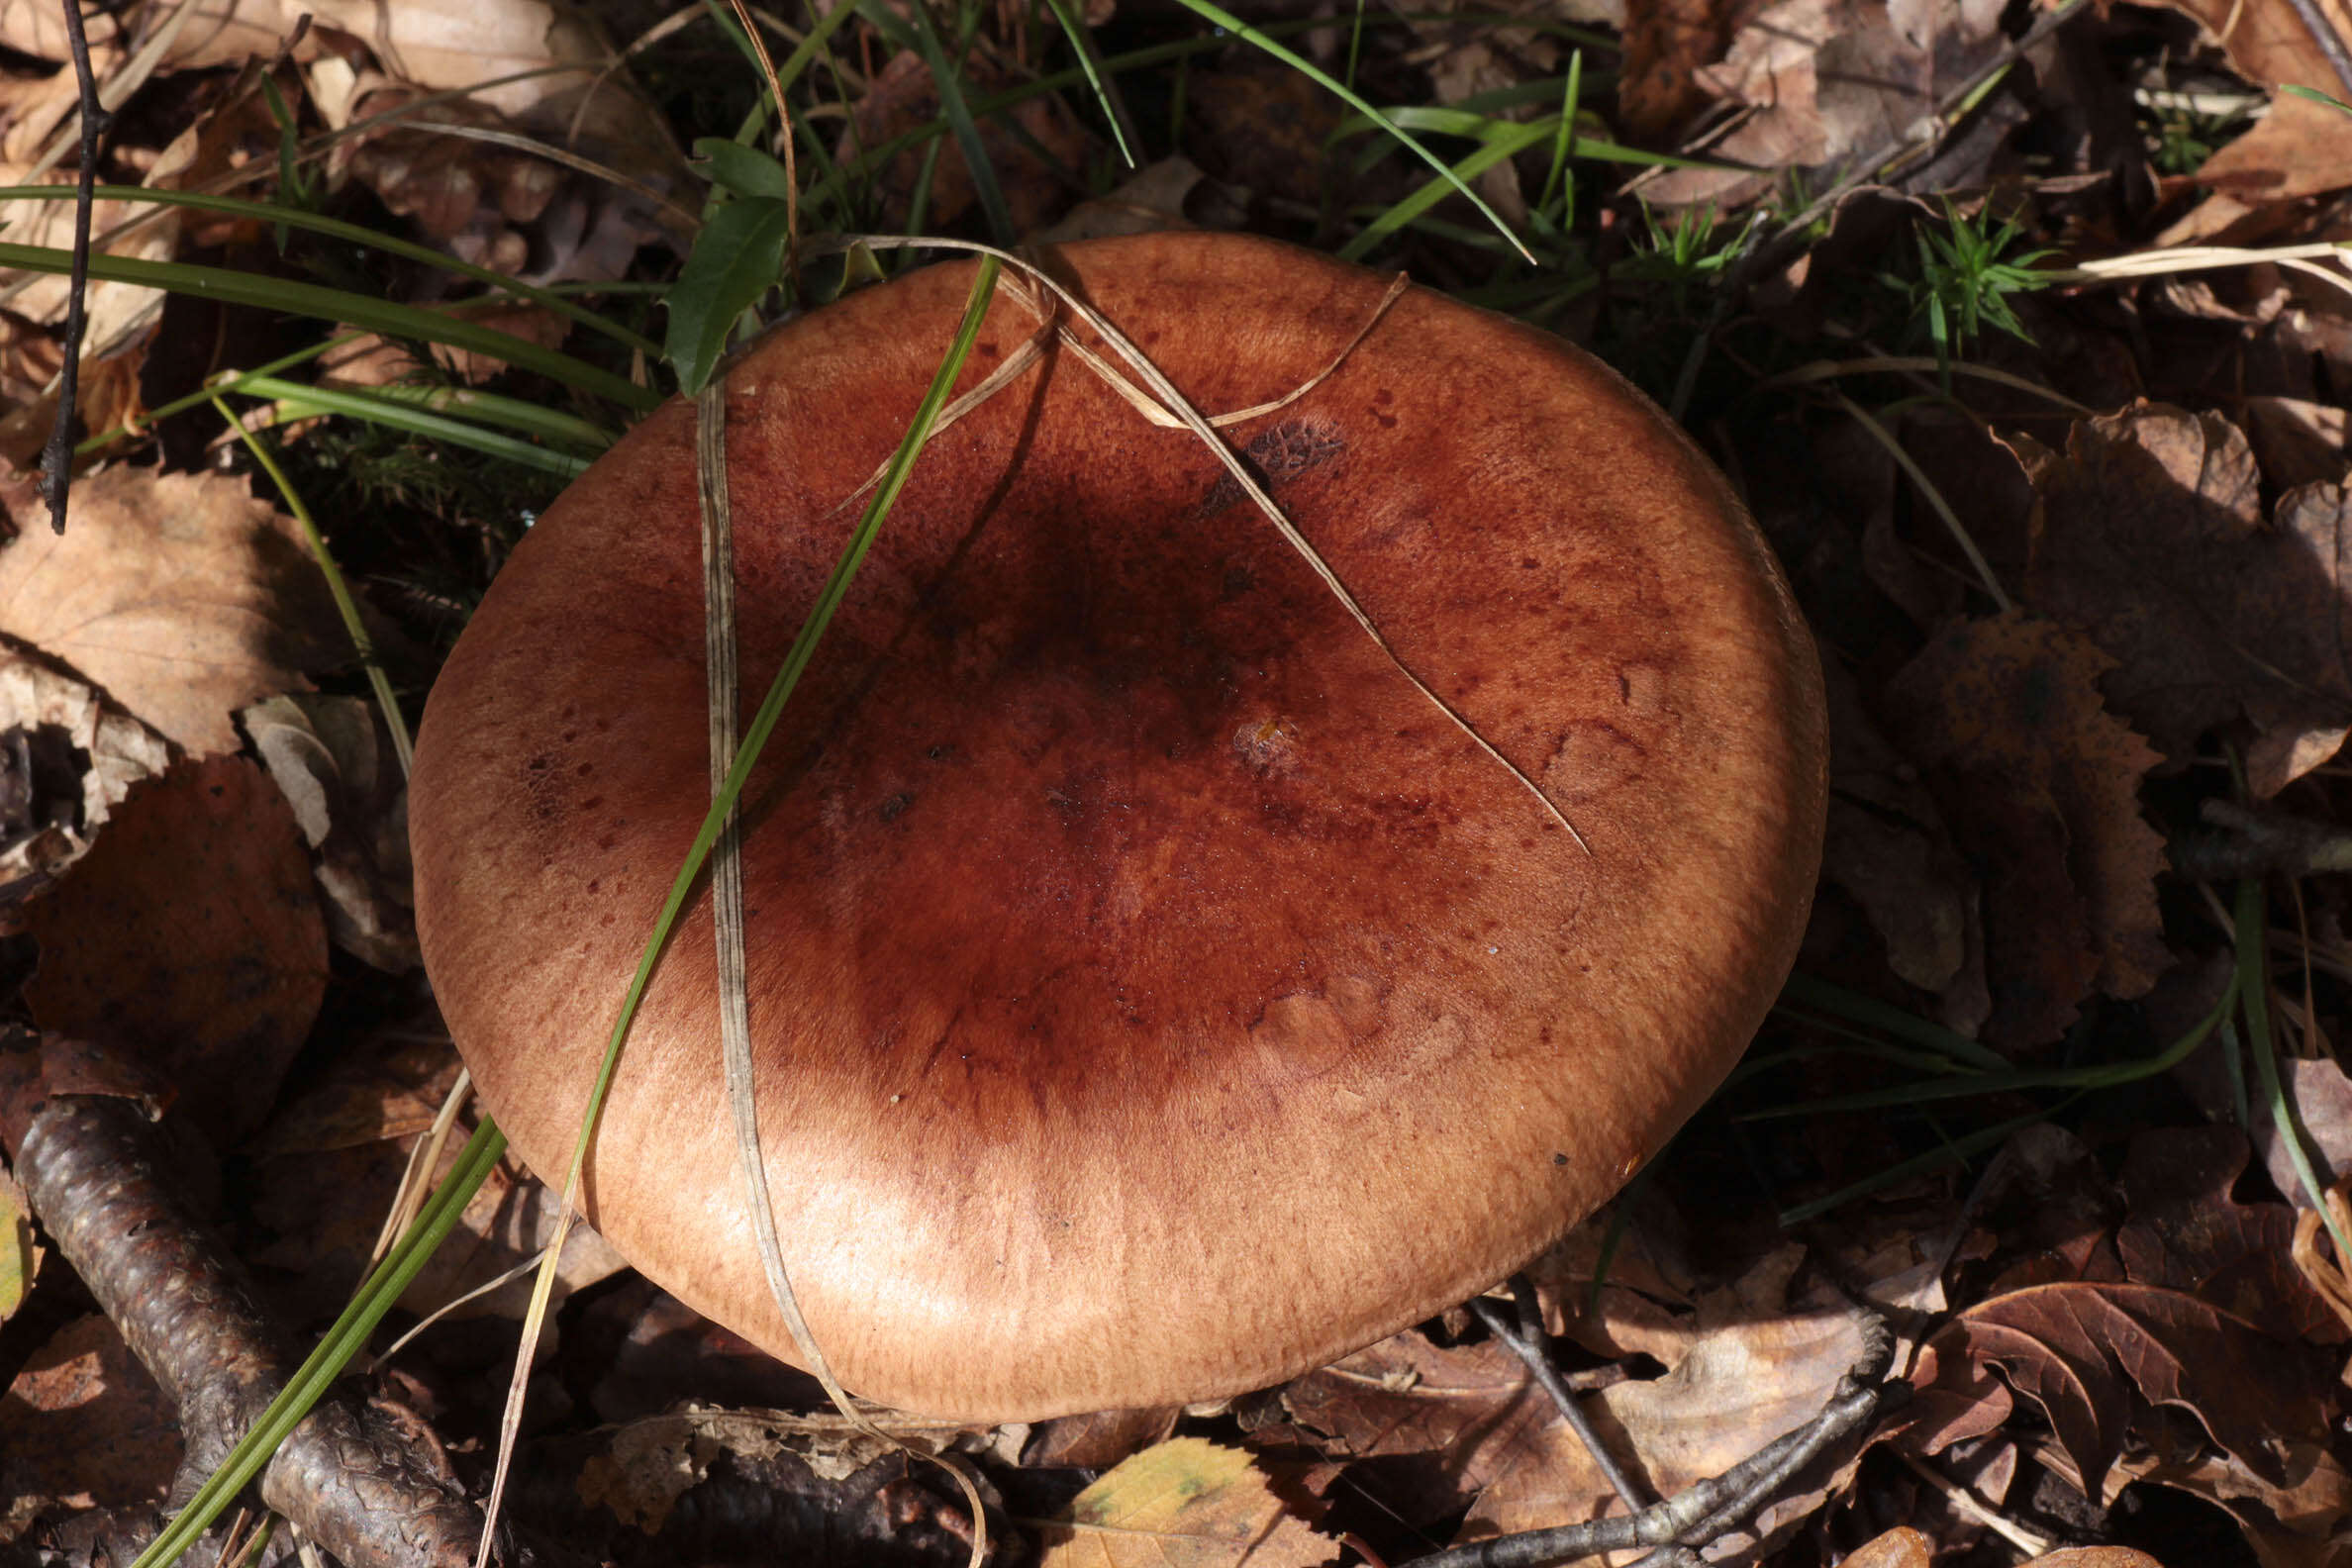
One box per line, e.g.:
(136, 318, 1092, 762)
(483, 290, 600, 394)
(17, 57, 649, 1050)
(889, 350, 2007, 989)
(2013, 405, 2352, 796)
(0, 652, 169, 904)
(1887, 612, 2168, 1047)
(2114, 1125, 2346, 1344)
(245, 694, 420, 972)
(1642, 0, 2009, 209)
(18, 755, 328, 1143)
(1037, 1438, 1337, 1568)
(2146, 0, 2352, 243)
(1031, 157, 1208, 246)
(0, 465, 347, 759)
(1463, 1249, 1873, 1562)
(1280, 1330, 1556, 1526)
(1935, 1282, 2336, 1504)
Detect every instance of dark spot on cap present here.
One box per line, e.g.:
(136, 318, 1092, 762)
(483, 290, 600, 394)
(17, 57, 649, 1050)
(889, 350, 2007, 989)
(1552, 1152, 1568, 1166)
(880, 793, 913, 823)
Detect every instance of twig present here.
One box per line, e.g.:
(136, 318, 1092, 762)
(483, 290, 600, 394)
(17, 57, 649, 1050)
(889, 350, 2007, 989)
(1398, 1313, 1901, 1568)
(1, 1053, 489, 1568)
(1470, 1284, 1652, 1514)
(1894, 1451, 2055, 1558)
(40, 0, 115, 536)
(2170, 800, 2352, 880)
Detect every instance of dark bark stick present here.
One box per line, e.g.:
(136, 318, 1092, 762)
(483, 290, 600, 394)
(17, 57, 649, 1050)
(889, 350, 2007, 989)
(41, 0, 113, 536)
(12, 1093, 487, 1568)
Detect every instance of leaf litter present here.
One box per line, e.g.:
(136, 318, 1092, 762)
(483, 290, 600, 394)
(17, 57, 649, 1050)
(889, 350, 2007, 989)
(3, 0, 2352, 1562)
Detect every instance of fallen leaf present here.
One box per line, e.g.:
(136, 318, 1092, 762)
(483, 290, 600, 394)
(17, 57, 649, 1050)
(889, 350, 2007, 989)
(575, 1279, 825, 1425)
(2114, 1125, 2345, 1344)
(1618, 0, 1742, 140)
(2114, 1442, 2352, 1568)
(1819, 646, 1972, 995)
(1644, 0, 2009, 209)
(1031, 157, 1206, 245)
(1027, 1405, 1185, 1470)
(1842, 1526, 1933, 1568)
(1037, 1438, 1337, 1568)
(2144, 0, 2352, 242)
(0, 1315, 179, 1514)
(0, 1162, 36, 1323)
(1887, 612, 2169, 1045)
(0, 465, 347, 758)
(245, 694, 420, 971)
(249, 1101, 624, 1323)
(19, 754, 327, 1143)
(1463, 1257, 1873, 1562)
(1942, 1281, 2335, 1502)
(841, 49, 1090, 235)
(1280, 1330, 1552, 1524)
(2015, 406, 2352, 796)
(0, 652, 170, 904)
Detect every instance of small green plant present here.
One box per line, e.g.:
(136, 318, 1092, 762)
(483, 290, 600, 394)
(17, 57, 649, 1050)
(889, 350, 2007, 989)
(1889, 198, 2057, 386)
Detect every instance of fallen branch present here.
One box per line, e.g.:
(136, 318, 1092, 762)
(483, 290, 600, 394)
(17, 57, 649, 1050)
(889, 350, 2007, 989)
(1397, 1312, 1903, 1568)
(2, 1035, 488, 1568)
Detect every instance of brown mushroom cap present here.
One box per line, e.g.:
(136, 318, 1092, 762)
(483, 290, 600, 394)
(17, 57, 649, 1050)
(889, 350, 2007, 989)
(410, 232, 1827, 1421)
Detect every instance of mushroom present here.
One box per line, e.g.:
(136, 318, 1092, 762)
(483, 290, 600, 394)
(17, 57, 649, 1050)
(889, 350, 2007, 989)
(409, 232, 1827, 1422)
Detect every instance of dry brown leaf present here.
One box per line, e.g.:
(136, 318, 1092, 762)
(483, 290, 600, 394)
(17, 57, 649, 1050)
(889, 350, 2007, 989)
(2112, 1443, 2352, 1568)
(1619, 0, 1746, 140)
(1280, 1330, 1553, 1524)
(1941, 1281, 2335, 1504)
(0, 652, 170, 903)
(249, 1101, 624, 1323)
(1463, 1254, 1871, 1563)
(1843, 1526, 1933, 1568)
(2025, 1553, 2166, 1568)
(843, 50, 1091, 235)
(1032, 157, 1207, 245)
(1027, 1405, 1185, 1470)
(2114, 1125, 2345, 1344)
(19, 754, 327, 1143)
(0, 1315, 179, 1519)
(0, 465, 346, 758)
(1820, 646, 1972, 996)
(245, 694, 419, 971)
(577, 1280, 827, 1424)
(2145, 0, 2352, 241)
(1887, 612, 2168, 1046)
(1037, 1438, 1337, 1568)
(0, 175, 176, 350)
(1644, 0, 2008, 208)
(2015, 406, 2352, 795)
(2240, 396, 2350, 491)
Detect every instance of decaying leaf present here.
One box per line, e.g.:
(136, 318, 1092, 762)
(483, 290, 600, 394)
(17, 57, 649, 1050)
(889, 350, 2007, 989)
(2013, 406, 2352, 795)
(1037, 1438, 1336, 1568)
(245, 694, 419, 971)
(1940, 1282, 2334, 1502)
(1643, 0, 2009, 209)
(0, 652, 169, 903)
(0, 465, 347, 759)
(1464, 1250, 1873, 1562)
(2145, 0, 2352, 243)
(2114, 1125, 2345, 1344)
(18, 755, 328, 1142)
(1281, 1330, 1554, 1524)
(1887, 612, 2169, 1045)
(842, 50, 1091, 235)
(0, 1315, 179, 1519)
(0, 1163, 36, 1323)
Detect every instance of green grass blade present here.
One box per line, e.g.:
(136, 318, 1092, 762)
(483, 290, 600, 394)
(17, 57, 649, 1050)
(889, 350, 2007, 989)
(133, 1120, 508, 1568)
(1778, 972, 2009, 1070)
(0, 184, 658, 358)
(1777, 1097, 2079, 1225)
(0, 241, 660, 412)
(1160, 0, 1532, 261)
(2238, 878, 2352, 1264)
(1038, 0, 1139, 168)
(868, 0, 1018, 245)
(1338, 117, 1551, 261)
(233, 376, 600, 478)
(550, 253, 1005, 1287)
(1744, 971, 2241, 1121)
